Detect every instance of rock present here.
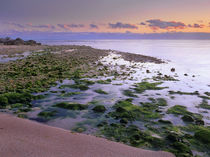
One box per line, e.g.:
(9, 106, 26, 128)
(146, 70, 150, 73)
(195, 119, 204, 125)
(171, 68, 175, 72)
(166, 131, 182, 142)
(120, 118, 128, 124)
(97, 121, 108, 127)
(184, 73, 188, 76)
(158, 119, 172, 124)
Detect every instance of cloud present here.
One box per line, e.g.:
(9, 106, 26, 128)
(109, 22, 138, 29)
(188, 23, 205, 28)
(57, 24, 85, 30)
(90, 24, 98, 29)
(57, 24, 71, 31)
(7, 22, 25, 28)
(68, 24, 84, 28)
(28, 24, 56, 29)
(145, 19, 186, 30)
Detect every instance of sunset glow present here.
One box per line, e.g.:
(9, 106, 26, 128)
(1, 0, 210, 34)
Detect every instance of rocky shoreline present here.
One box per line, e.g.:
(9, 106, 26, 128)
(0, 44, 210, 157)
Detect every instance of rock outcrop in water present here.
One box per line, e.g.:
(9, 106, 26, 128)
(0, 37, 41, 46)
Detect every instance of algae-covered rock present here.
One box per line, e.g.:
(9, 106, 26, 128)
(170, 142, 192, 156)
(158, 119, 172, 124)
(182, 115, 194, 122)
(0, 95, 8, 108)
(55, 102, 88, 110)
(38, 110, 57, 119)
(92, 105, 106, 113)
(194, 128, 210, 144)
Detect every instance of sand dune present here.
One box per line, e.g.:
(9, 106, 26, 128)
(0, 113, 174, 157)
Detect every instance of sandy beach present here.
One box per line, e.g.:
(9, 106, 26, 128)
(0, 113, 174, 157)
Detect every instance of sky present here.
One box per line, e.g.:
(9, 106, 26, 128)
(1, 0, 210, 36)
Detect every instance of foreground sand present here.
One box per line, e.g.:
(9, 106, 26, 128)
(0, 113, 174, 157)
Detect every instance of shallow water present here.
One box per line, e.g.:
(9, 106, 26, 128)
(0, 51, 31, 63)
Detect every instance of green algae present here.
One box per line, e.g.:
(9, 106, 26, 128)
(199, 99, 210, 110)
(96, 79, 112, 84)
(99, 123, 165, 149)
(133, 82, 168, 93)
(204, 92, 210, 96)
(167, 105, 203, 125)
(0, 45, 109, 94)
(198, 95, 210, 100)
(169, 91, 199, 95)
(94, 89, 108, 94)
(123, 90, 138, 97)
(108, 99, 162, 121)
(0, 92, 34, 112)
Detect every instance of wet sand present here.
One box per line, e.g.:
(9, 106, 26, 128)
(0, 113, 174, 157)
